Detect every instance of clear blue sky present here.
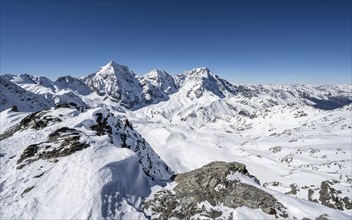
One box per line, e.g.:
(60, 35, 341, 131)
(1, 0, 351, 84)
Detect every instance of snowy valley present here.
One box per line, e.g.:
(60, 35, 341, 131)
(0, 61, 351, 219)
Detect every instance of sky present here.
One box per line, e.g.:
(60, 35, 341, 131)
(1, 0, 351, 84)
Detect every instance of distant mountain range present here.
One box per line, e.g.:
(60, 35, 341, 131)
(1, 60, 351, 112)
(0, 61, 351, 219)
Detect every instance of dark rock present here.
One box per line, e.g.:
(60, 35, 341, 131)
(16, 127, 89, 169)
(315, 214, 329, 220)
(21, 186, 35, 196)
(286, 183, 300, 195)
(90, 113, 112, 136)
(270, 146, 282, 153)
(318, 180, 352, 210)
(11, 105, 18, 112)
(17, 144, 39, 165)
(308, 189, 315, 201)
(33, 172, 45, 178)
(0, 111, 63, 140)
(144, 161, 288, 219)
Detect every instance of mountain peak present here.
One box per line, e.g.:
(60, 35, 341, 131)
(180, 67, 214, 79)
(83, 61, 143, 109)
(103, 60, 124, 69)
(107, 60, 120, 67)
(195, 67, 210, 72)
(145, 69, 169, 78)
(96, 61, 135, 78)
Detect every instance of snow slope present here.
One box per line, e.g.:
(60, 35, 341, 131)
(0, 107, 172, 219)
(2, 74, 89, 109)
(0, 76, 54, 112)
(1, 61, 351, 219)
(138, 69, 177, 104)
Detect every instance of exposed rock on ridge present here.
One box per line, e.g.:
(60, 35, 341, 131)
(144, 161, 288, 219)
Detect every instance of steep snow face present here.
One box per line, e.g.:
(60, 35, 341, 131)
(175, 67, 237, 99)
(55, 75, 92, 95)
(84, 61, 144, 109)
(0, 107, 173, 219)
(0, 76, 54, 112)
(138, 69, 177, 104)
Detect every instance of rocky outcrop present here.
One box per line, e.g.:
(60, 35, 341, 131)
(318, 180, 352, 210)
(88, 110, 174, 181)
(17, 127, 89, 169)
(0, 111, 62, 141)
(144, 161, 288, 219)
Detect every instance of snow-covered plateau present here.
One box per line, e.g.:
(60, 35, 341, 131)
(0, 61, 351, 219)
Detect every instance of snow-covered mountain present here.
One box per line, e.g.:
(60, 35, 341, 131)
(0, 76, 54, 112)
(55, 75, 92, 95)
(3, 73, 56, 94)
(138, 69, 177, 104)
(83, 61, 145, 109)
(3, 74, 90, 109)
(175, 67, 237, 99)
(132, 66, 351, 128)
(1, 60, 351, 219)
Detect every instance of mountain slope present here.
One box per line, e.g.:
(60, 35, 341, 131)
(0, 76, 54, 112)
(3, 74, 90, 109)
(3, 74, 56, 94)
(138, 69, 177, 104)
(55, 75, 92, 95)
(175, 67, 237, 99)
(1, 61, 351, 219)
(0, 107, 173, 219)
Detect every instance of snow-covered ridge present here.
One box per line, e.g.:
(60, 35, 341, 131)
(0, 107, 173, 219)
(1, 60, 351, 218)
(2, 61, 351, 112)
(0, 76, 54, 112)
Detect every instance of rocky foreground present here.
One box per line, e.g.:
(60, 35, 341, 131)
(143, 160, 352, 219)
(144, 161, 288, 219)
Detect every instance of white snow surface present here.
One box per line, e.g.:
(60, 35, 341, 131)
(0, 108, 172, 219)
(0, 76, 54, 112)
(1, 61, 352, 219)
